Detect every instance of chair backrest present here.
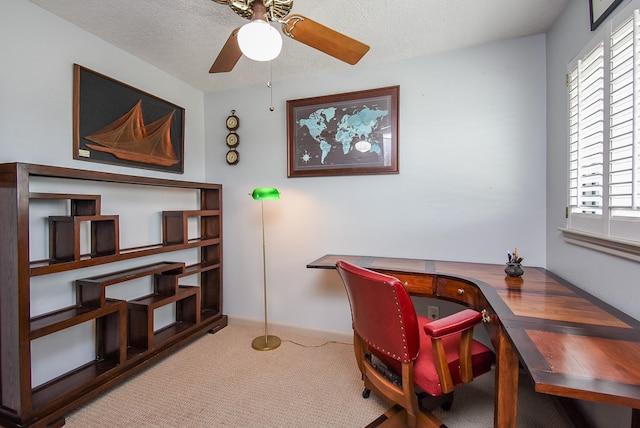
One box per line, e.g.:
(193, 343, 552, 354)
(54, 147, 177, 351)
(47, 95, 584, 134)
(336, 261, 420, 363)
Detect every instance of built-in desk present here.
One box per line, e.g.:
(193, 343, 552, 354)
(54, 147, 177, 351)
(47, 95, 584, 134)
(307, 254, 640, 428)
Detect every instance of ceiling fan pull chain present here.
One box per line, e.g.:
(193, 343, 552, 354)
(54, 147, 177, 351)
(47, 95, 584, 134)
(268, 61, 274, 111)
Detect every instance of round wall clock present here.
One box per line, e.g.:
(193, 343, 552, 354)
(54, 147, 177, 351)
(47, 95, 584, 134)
(226, 132, 239, 148)
(226, 114, 239, 131)
(226, 149, 239, 165)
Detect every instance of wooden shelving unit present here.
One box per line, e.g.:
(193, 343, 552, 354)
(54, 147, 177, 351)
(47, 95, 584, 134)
(0, 163, 227, 428)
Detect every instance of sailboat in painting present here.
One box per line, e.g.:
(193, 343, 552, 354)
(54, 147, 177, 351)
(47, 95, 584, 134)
(84, 100, 180, 167)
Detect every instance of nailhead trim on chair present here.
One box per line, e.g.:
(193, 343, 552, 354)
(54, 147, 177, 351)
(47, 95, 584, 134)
(366, 281, 410, 362)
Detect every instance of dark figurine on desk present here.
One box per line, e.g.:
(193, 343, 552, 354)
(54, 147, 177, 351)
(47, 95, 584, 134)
(505, 247, 524, 277)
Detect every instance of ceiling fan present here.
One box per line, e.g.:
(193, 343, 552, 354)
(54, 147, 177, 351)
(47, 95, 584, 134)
(209, 0, 370, 73)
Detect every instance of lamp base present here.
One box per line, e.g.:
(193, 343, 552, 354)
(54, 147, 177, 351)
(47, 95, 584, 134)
(251, 335, 281, 351)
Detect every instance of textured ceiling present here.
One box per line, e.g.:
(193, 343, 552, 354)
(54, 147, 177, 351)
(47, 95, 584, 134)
(29, 0, 568, 93)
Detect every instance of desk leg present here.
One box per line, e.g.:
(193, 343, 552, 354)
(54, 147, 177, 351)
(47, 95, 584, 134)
(494, 327, 519, 428)
(632, 408, 640, 428)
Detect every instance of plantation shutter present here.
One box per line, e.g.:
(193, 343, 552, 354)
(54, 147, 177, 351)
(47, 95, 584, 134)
(568, 42, 605, 215)
(609, 13, 640, 218)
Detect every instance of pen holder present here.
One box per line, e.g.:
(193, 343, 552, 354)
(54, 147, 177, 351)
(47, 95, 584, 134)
(505, 263, 524, 278)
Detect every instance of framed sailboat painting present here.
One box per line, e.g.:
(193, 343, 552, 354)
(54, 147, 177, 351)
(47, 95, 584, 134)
(73, 64, 185, 174)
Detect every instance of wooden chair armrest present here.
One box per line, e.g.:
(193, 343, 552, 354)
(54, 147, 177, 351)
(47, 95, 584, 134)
(423, 309, 482, 338)
(426, 309, 483, 392)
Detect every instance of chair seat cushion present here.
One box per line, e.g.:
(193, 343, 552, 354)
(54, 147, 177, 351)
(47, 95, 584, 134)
(375, 315, 495, 396)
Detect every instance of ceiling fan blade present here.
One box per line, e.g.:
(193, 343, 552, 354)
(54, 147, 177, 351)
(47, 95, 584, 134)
(281, 15, 370, 65)
(209, 27, 242, 73)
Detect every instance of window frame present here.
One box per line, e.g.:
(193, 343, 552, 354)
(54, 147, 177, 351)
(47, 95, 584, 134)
(562, 1, 640, 262)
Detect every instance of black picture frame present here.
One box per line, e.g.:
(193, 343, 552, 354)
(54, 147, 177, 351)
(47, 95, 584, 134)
(589, 0, 624, 31)
(73, 64, 185, 174)
(286, 86, 399, 178)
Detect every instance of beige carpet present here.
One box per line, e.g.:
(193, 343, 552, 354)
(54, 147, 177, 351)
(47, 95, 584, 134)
(65, 324, 573, 427)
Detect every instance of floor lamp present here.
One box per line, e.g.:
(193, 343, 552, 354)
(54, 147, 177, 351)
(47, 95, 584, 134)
(250, 187, 281, 351)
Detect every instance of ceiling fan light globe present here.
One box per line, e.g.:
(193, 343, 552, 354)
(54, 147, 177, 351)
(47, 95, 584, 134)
(238, 20, 282, 61)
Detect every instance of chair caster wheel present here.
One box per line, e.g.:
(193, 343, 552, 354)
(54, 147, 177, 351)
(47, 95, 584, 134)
(362, 388, 371, 399)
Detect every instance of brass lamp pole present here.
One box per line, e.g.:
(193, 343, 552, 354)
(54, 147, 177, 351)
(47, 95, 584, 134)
(250, 187, 281, 351)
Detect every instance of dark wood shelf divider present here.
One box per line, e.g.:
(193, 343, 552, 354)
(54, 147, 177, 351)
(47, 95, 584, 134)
(0, 162, 227, 428)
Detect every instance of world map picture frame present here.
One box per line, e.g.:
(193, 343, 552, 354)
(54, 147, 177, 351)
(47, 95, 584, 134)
(286, 85, 399, 178)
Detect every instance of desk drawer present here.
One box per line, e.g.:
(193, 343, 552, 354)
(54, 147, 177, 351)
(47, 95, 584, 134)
(390, 273, 435, 296)
(436, 278, 479, 307)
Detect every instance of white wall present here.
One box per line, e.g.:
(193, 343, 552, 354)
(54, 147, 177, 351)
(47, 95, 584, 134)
(205, 34, 548, 335)
(546, 0, 639, 426)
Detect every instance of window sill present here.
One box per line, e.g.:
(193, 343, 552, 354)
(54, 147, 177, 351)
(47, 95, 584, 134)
(559, 228, 640, 263)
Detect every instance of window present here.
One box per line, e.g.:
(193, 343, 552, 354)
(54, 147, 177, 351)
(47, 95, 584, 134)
(563, 7, 640, 261)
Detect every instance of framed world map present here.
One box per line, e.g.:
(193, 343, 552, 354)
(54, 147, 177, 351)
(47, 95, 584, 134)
(286, 86, 399, 178)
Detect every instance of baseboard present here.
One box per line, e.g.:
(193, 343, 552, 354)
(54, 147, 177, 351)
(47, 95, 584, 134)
(227, 316, 353, 344)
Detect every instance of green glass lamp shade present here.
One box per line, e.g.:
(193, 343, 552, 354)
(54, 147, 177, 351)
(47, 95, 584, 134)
(251, 187, 280, 200)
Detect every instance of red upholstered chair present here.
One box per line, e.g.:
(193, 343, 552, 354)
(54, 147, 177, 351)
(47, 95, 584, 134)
(336, 261, 495, 428)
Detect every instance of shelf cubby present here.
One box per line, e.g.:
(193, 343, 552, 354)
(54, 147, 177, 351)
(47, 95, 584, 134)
(30, 192, 101, 216)
(30, 300, 127, 411)
(128, 286, 201, 351)
(49, 215, 119, 262)
(162, 209, 221, 245)
(31, 358, 120, 411)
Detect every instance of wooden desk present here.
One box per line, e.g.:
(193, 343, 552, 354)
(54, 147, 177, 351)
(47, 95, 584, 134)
(308, 254, 640, 428)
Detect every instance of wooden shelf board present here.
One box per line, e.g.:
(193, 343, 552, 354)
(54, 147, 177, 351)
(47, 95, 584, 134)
(78, 261, 185, 287)
(29, 192, 101, 200)
(201, 309, 221, 321)
(49, 215, 118, 222)
(129, 286, 198, 309)
(30, 238, 220, 276)
(31, 358, 118, 410)
(153, 321, 195, 346)
(163, 209, 220, 217)
(18, 162, 221, 190)
(30, 301, 124, 339)
(182, 261, 220, 276)
(126, 346, 147, 360)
